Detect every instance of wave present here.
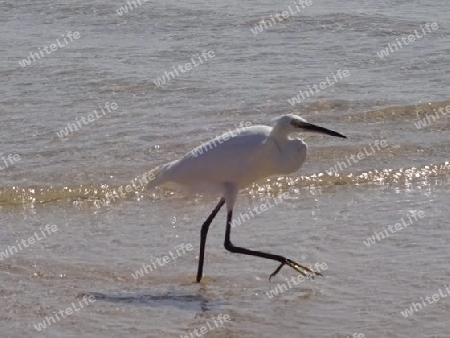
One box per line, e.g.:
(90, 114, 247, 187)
(342, 100, 450, 123)
(0, 162, 448, 207)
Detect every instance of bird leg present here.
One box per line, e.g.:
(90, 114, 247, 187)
(269, 258, 322, 281)
(196, 198, 225, 282)
(224, 210, 323, 281)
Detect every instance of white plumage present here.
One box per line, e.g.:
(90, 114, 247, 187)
(150, 114, 344, 210)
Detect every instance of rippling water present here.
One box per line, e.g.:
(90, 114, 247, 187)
(0, 0, 449, 337)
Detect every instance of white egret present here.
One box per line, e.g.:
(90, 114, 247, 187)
(149, 114, 346, 282)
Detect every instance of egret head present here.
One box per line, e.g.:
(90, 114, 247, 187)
(274, 114, 347, 138)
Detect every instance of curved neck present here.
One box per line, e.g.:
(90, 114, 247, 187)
(269, 125, 291, 150)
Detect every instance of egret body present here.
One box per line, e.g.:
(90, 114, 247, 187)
(150, 114, 346, 282)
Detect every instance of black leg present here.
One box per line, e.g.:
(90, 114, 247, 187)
(196, 198, 225, 282)
(224, 210, 322, 280)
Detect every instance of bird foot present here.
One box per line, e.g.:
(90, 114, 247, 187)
(269, 258, 323, 281)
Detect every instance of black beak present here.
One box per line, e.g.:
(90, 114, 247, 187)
(303, 122, 347, 138)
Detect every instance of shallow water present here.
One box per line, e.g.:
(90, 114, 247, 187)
(0, 0, 449, 337)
